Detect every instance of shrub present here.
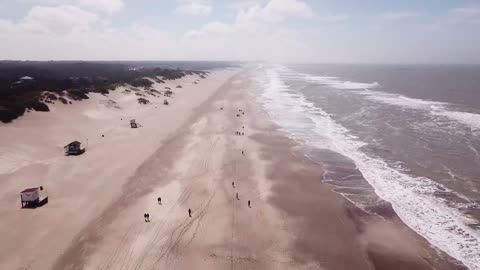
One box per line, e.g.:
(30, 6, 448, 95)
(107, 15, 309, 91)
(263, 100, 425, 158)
(28, 101, 49, 112)
(67, 89, 89, 100)
(44, 92, 58, 100)
(130, 78, 153, 88)
(0, 105, 26, 123)
(137, 98, 150, 104)
(59, 97, 68, 104)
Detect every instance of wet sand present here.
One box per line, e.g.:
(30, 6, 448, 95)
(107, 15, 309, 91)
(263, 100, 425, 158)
(0, 68, 467, 270)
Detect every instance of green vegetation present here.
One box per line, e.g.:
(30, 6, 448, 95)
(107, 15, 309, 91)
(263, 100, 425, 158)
(137, 98, 150, 104)
(0, 61, 207, 122)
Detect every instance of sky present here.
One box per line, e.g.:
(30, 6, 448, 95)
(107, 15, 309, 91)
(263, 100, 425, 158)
(0, 0, 479, 63)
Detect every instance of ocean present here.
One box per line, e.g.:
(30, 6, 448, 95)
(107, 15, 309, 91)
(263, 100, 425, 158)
(255, 64, 480, 270)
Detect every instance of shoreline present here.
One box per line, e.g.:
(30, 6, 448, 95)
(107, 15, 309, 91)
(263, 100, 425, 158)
(0, 68, 468, 269)
(246, 73, 466, 270)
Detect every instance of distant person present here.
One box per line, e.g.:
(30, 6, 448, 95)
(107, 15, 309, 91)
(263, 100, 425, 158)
(241, 150, 244, 155)
(232, 181, 235, 188)
(188, 208, 192, 217)
(146, 213, 150, 222)
(236, 192, 239, 200)
(248, 200, 251, 208)
(157, 197, 162, 205)
(144, 213, 147, 222)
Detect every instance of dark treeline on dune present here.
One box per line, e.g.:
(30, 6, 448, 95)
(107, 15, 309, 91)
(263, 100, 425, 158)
(0, 61, 210, 123)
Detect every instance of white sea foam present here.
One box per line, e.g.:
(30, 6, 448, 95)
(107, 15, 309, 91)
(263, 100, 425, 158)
(303, 74, 380, 89)
(257, 67, 480, 270)
(302, 71, 480, 132)
(362, 90, 445, 110)
(433, 111, 480, 131)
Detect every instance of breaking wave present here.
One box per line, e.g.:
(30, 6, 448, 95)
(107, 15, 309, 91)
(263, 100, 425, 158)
(256, 66, 480, 270)
(303, 73, 480, 132)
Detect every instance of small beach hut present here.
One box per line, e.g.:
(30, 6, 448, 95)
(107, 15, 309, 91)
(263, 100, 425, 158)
(130, 119, 138, 128)
(64, 141, 85, 155)
(20, 186, 48, 208)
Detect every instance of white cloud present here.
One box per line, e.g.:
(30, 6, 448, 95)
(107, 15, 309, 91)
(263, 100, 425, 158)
(449, 5, 480, 24)
(181, 0, 315, 62)
(16, 0, 124, 14)
(21, 5, 99, 34)
(421, 4, 480, 32)
(450, 5, 480, 17)
(76, 0, 124, 14)
(381, 11, 419, 20)
(236, 0, 313, 24)
(4, 0, 477, 63)
(318, 15, 349, 22)
(186, 0, 314, 39)
(175, 0, 212, 17)
(185, 21, 232, 38)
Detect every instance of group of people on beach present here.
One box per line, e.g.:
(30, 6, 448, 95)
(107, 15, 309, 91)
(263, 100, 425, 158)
(143, 106, 252, 223)
(232, 181, 251, 207)
(235, 109, 251, 208)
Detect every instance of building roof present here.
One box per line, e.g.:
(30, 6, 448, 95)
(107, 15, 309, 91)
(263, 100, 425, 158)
(64, 141, 81, 147)
(21, 187, 39, 193)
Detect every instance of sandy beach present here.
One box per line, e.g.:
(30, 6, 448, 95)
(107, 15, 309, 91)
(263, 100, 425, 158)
(0, 68, 467, 270)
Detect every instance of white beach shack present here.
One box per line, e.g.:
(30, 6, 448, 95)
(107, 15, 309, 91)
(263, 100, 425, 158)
(20, 76, 34, 81)
(20, 186, 48, 208)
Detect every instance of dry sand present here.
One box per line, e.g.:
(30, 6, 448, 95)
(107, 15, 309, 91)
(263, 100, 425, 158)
(0, 68, 467, 270)
(0, 69, 237, 269)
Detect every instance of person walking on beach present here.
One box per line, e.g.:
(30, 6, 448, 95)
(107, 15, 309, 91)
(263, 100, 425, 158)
(144, 213, 147, 222)
(236, 192, 239, 200)
(241, 150, 244, 155)
(157, 197, 162, 205)
(146, 213, 150, 222)
(188, 208, 192, 217)
(232, 181, 235, 188)
(248, 200, 251, 208)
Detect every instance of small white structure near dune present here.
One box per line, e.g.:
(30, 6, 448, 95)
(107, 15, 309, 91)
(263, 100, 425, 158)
(12, 76, 35, 85)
